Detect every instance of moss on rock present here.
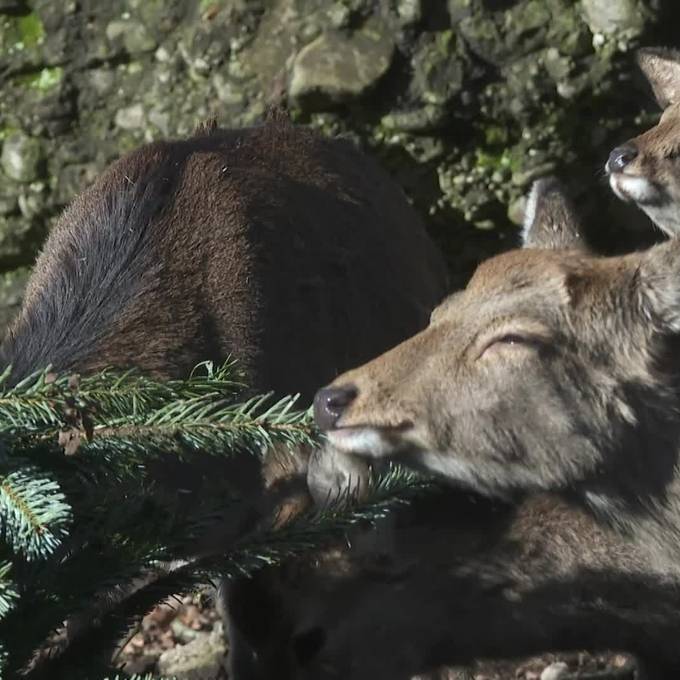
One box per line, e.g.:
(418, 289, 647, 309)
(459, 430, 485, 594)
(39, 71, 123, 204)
(0, 0, 674, 313)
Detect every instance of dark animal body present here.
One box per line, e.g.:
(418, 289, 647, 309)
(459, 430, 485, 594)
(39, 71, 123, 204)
(224, 468, 680, 679)
(0, 120, 449, 677)
(271, 490, 680, 680)
(0, 120, 446, 398)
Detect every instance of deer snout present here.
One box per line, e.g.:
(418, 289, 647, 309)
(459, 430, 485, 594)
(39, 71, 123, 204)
(314, 384, 358, 431)
(606, 144, 638, 173)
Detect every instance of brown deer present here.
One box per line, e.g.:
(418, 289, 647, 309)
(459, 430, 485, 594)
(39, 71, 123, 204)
(231, 181, 680, 680)
(248, 488, 680, 680)
(0, 118, 449, 676)
(314, 175, 680, 566)
(607, 47, 680, 236)
(307, 177, 680, 669)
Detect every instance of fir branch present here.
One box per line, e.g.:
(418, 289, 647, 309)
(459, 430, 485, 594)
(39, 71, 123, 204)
(29, 465, 433, 673)
(0, 562, 18, 620)
(0, 466, 71, 561)
(0, 360, 245, 444)
(85, 393, 315, 457)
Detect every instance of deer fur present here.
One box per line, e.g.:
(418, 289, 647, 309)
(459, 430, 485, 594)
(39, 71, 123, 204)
(607, 47, 680, 236)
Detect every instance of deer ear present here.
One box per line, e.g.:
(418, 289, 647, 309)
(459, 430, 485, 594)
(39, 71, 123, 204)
(521, 177, 588, 251)
(638, 238, 680, 333)
(637, 47, 680, 110)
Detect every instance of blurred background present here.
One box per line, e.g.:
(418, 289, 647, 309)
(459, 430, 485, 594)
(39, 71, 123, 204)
(0, 0, 678, 331)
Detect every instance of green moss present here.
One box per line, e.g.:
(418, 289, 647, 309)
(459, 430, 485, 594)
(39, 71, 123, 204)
(483, 125, 509, 147)
(33, 66, 62, 91)
(17, 67, 63, 92)
(474, 147, 512, 172)
(0, 126, 18, 142)
(0, 12, 44, 55)
(17, 13, 44, 48)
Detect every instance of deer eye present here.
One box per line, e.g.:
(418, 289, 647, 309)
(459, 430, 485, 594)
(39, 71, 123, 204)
(494, 333, 527, 346)
(478, 332, 545, 359)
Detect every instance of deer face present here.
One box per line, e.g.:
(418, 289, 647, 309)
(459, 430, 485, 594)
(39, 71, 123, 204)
(607, 48, 680, 236)
(314, 180, 680, 502)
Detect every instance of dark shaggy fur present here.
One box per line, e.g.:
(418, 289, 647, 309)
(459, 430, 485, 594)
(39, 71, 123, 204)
(1, 121, 447, 398)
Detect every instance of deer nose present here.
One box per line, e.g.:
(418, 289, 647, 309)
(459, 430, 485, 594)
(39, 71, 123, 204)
(313, 384, 358, 431)
(607, 144, 638, 173)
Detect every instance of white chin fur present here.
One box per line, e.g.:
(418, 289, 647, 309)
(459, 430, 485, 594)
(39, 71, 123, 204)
(325, 428, 396, 458)
(609, 174, 659, 205)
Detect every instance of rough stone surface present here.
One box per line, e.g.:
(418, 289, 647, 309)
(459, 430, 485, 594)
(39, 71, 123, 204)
(156, 622, 226, 680)
(580, 0, 649, 38)
(541, 661, 570, 680)
(0, 0, 676, 320)
(1, 132, 42, 183)
(0, 268, 29, 336)
(289, 16, 395, 107)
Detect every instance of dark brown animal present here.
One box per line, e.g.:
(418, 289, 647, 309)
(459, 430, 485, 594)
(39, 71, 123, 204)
(0, 120, 446, 399)
(257, 489, 680, 680)
(607, 47, 680, 236)
(0, 119, 448, 677)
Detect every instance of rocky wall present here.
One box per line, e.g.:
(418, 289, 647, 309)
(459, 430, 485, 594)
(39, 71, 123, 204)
(0, 0, 676, 329)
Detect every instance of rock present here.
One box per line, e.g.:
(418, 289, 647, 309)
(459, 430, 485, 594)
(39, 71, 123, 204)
(123, 22, 157, 54)
(381, 105, 448, 133)
(88, 67, 116, 96)
(106, 18, 156, 55)
(411, 30, 464, 106)
(115, 103, 146, 131)
(289, 16, 394, 108)
(0, 0, 672, 311)
(0, 214, 34, 263)
(1, 132, 43, 183)
(213, 72, 246, 107)
(395, 0, 422, 26)
(17, 183, 46, 219)
(0, 1, 26, 12)
(540, 661, 569, 680)
(580, 0, 648, 38)
(157, 623, 226, 680)
(0, 267, 29, 339)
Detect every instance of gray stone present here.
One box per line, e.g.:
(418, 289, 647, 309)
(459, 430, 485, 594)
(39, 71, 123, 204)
(0, 1, 26, 12)
(213, 73, 246, 106)
(395, 0, 422, 26)
(123, 22, 157, 54)
(540, 661, 569, 680)
(580, 0, 647, 38)
(0, 185, 17, 216)
(0, 267, 29, 338)
(88, 68, 116, 96)
(289, 17, 394, 108)
(105, 19, 127, 43)
(147, 108, 171, 136)
(17, 183, 45, 219)
(115, 103, 146, 130)
(157, 623, 226, 680)
(107, 19, 156, 54)
(0, 215, 33, 262)
(1, 132, 42, 183)
(411, 30, 463, 106)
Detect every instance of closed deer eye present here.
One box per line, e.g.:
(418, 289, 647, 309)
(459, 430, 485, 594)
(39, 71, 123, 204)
(477, 332, 546, 359)
(493, 333, 527, 346)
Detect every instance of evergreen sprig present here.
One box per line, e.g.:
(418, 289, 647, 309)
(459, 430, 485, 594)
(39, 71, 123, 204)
(0, 360, 430, 680)
(0, 465, 71, 562)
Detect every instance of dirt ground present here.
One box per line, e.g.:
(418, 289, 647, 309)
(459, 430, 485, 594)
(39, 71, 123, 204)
(117, 600, 639, 680)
